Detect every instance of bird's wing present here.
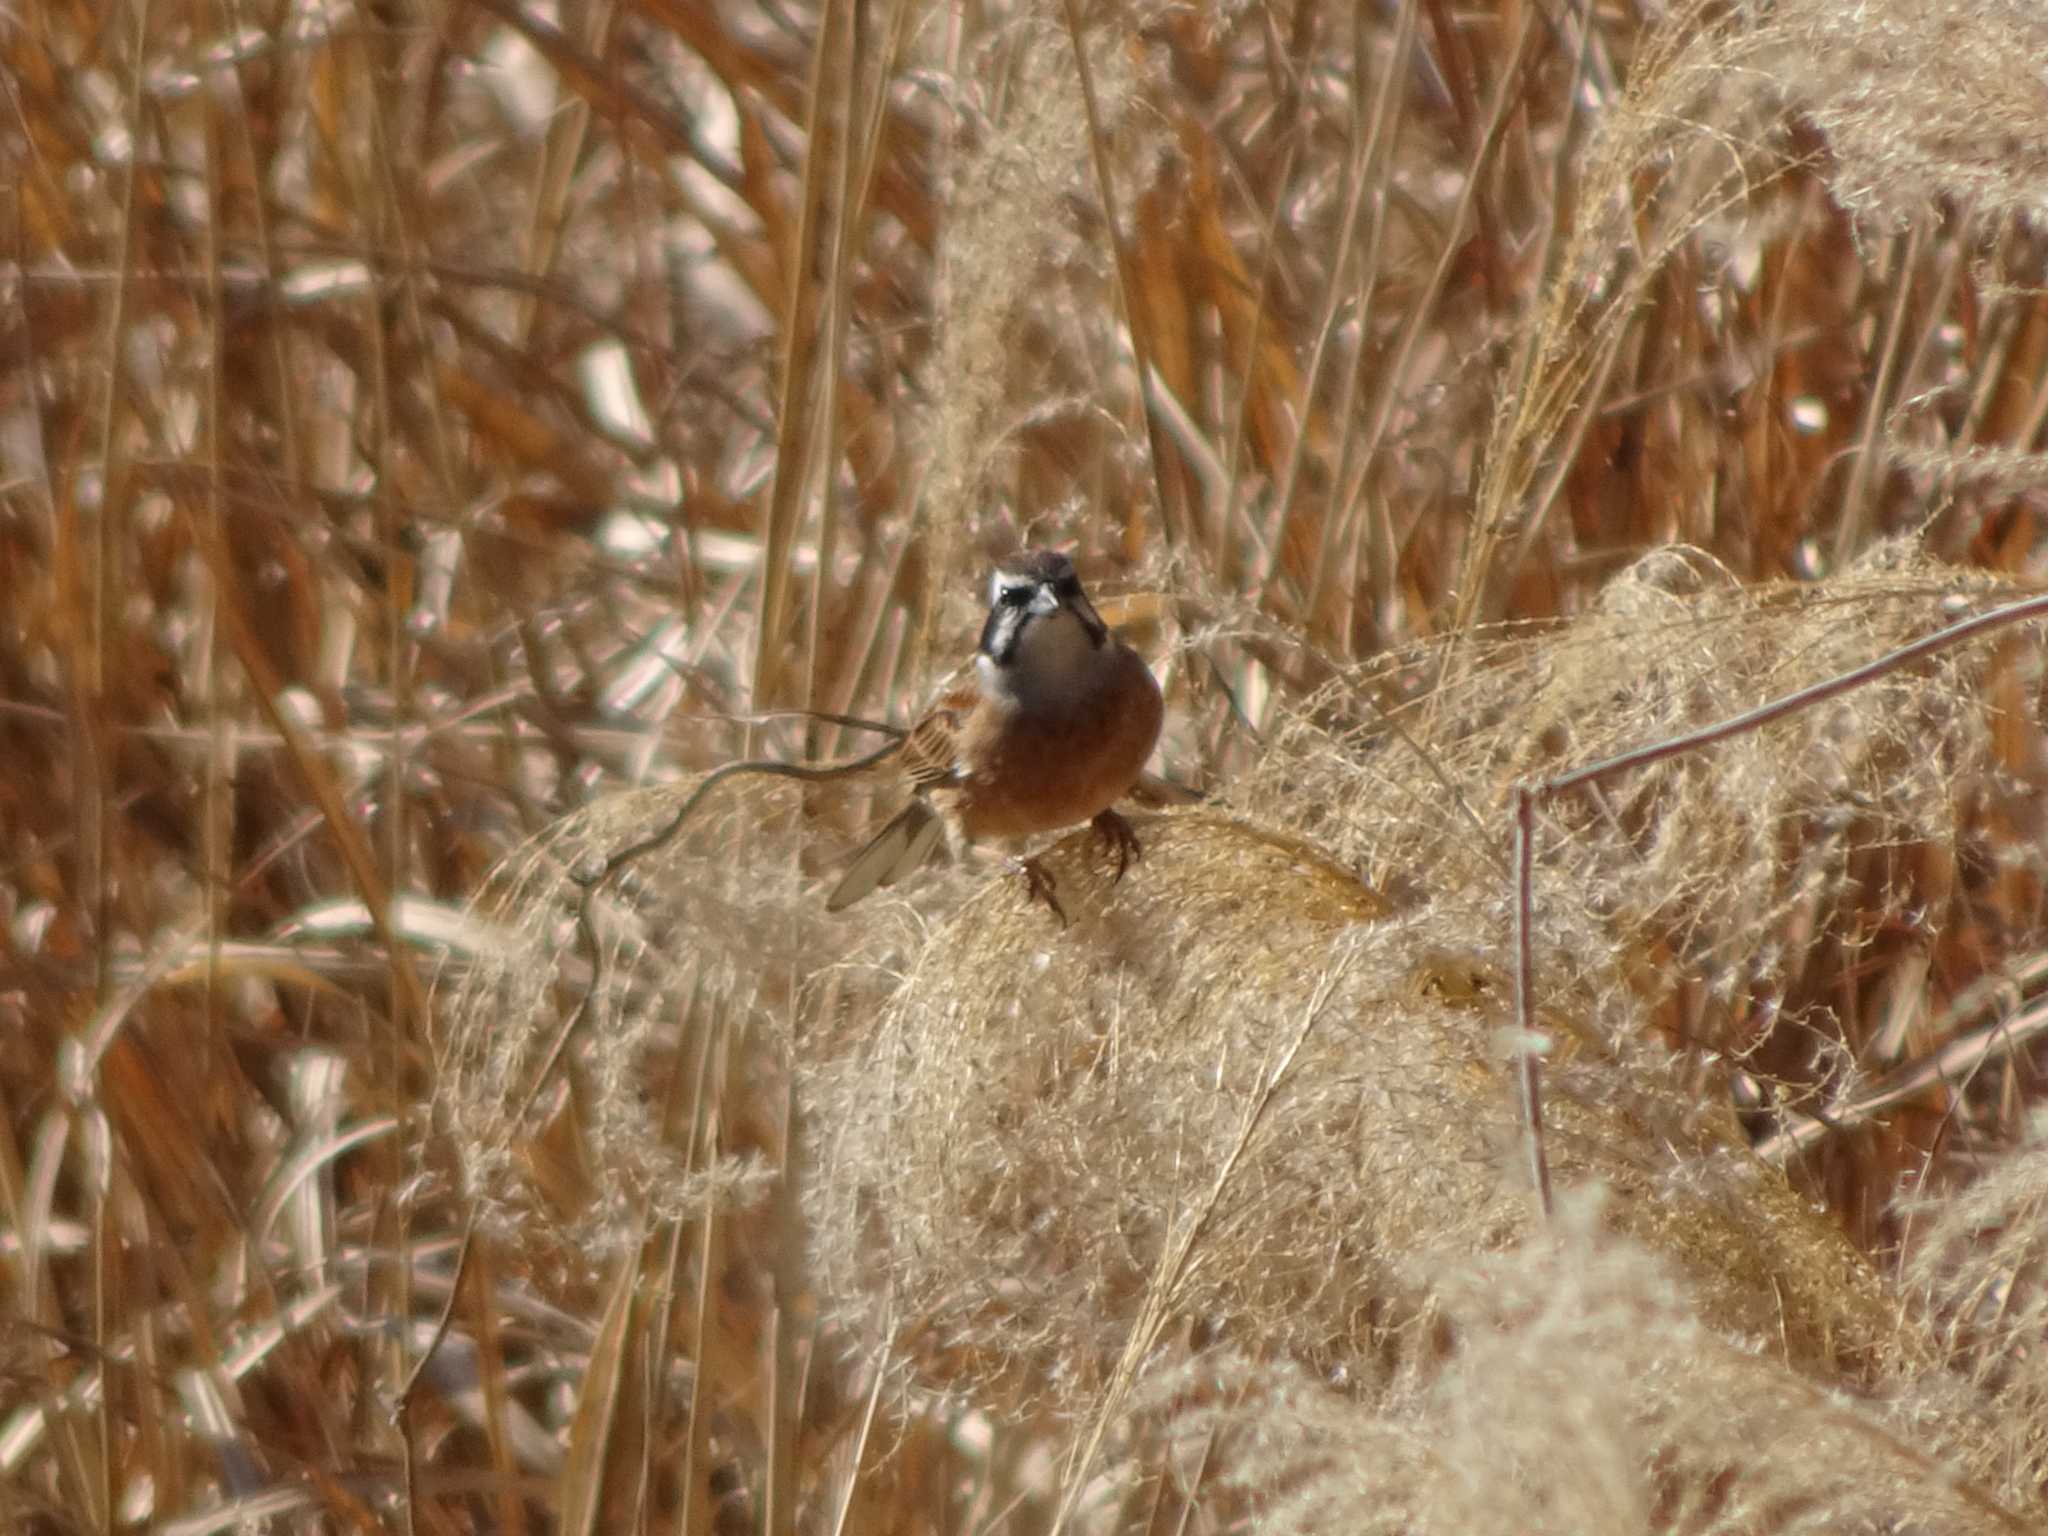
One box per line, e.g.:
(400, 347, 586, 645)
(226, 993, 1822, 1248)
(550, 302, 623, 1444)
(899, 677, 976, 791)
(825, 672, 980, 912)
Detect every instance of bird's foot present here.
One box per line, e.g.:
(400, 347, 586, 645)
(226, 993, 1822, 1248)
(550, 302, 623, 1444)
(1091, 809, 1142, 883)
(1014, 855, 1067, 926)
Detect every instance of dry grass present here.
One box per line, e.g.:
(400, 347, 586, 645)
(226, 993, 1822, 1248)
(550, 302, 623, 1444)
(11, 0, 2048, 1530)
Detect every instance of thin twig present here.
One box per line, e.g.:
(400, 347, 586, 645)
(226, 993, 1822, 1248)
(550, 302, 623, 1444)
(1512, 784, 1553, 1218)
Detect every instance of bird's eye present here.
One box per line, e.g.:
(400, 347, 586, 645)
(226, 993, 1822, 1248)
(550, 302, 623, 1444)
(999, 584, 1032, 607)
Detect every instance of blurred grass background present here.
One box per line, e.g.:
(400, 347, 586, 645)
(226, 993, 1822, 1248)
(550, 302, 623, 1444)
(10, 0, 2048, 1529)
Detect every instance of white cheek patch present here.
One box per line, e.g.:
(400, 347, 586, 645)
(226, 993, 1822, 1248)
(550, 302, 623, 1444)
(981, 606, 1026, 668)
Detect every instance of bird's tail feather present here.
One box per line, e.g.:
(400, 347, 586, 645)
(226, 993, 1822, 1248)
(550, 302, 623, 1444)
(824, 800, 945, 911)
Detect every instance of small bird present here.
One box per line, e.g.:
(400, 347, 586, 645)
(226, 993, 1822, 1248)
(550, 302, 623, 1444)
(825, 549, 1164, 915)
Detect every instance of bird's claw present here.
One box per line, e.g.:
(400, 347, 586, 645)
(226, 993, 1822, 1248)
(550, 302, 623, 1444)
(1016, 855, 1067, 926)
(1091, 809, 1142, 883)
(1015, 813, 1140, 925)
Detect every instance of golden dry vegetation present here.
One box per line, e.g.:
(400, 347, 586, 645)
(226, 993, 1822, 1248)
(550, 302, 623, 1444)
(9, 0, 2048, 1531)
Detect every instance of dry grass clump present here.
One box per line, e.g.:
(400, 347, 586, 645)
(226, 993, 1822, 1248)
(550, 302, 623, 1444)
(1237, 543, 2032, 1047)
(1767, 0, 2048, 226)
(1183, 1207, 2025, 1536)
(434, 777, 836, 1258)
(1242, 538, 2048, 1251)
(1902, 1128, 2048, 1502)
(806, 809, 1907, 1412)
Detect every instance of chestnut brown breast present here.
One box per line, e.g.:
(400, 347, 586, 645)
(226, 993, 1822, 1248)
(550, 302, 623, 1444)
(949, 643, 1163, 842)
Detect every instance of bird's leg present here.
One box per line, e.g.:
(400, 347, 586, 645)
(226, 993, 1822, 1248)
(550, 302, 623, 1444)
(1090, 809, 1142, 882)
(1013, 855, 1067, 926)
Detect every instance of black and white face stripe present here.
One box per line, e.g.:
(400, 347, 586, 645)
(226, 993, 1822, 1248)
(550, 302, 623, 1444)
(977, 552, 1106, 665)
